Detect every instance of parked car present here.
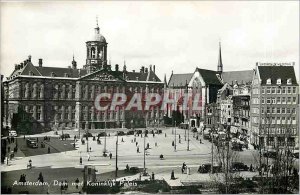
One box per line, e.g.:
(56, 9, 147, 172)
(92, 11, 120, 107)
(232, 142, 243, 151)
(135, 130, 142, 134)
(8, 130, 17, 137)
(61, 133, 70, 139)
(97, 132, 107, 137)
(26, 138, 38, 148)
(203, 133, 211, 140)
(129, 167, 140, 173)
(231, 162, 249, 171)
(198, 163, 221, 173)
(82, 132, 93, 138)
(262, 150, 277, 158)
(116, 131, 125, 136)
(126, 130, 134, 135)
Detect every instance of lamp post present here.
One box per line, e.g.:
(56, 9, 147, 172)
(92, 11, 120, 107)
(174, 120, 177, 151)
(115, 130, 118, 178)
(103, 119, 107, 155)
(143, 116, 148, 176)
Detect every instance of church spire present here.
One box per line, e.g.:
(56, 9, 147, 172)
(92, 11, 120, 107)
(217, 41, 223, 74)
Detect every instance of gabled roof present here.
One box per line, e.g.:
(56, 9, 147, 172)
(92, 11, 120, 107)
(258, 66, 298, 85)
(168, 73, 193, 87)
(222, 70, 253, 85)
(196, 68, 222, 85)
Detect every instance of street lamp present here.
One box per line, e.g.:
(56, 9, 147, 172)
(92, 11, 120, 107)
(103, 119, 107, 155)
(115, 130, 118, 178)
(174, 120, 177, 151)
(143, 116, 148, 176)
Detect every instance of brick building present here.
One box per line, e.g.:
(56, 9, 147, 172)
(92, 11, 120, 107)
(250, 63, 299, 149)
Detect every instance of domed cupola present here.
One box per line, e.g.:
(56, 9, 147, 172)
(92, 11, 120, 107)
(85, 17, 108, 74)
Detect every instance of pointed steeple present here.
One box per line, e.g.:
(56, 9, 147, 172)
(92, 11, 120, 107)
(72, 53, 77, 69)
(217, 41, 223, 74)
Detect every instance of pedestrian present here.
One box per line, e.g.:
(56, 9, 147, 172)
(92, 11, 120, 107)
(122, 138, 124, 142)
(250, 164, 253, 172)
(179, 139, 181, 144)
(136, 142, 138, 146)
(172, 141, 174, 146)
(126, 164, 129, 171)
(196, 135, 199, 140)
(89, 147, 92, 152)
(171, 170, 175, 180)
(200, 139, 202, 144)
(152, 172, 155, 180)
(137, 147, 139, 153)
(155, 142, 157, 147)
(48, 147, 51, 153)
(179, 135, 181, 139)
(165, 133, 167, 137)
(109, 152, 112, 159)
(80, 157, 82, 165)
(134, 138, 136, 142)
(75, 178, 79, 189)
(38, 172, 44, 182)
(153, 133, 155, 138)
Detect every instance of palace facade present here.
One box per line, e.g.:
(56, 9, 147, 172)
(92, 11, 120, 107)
(3, 22, 164, 134)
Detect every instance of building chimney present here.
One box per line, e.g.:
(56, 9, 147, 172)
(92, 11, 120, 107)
(115, 64, 119, 72)
(39, 59, 43, 67)
(28, 55, 32, 62)
(145, 68, 148, 73)
(149, 65, 152, 72)
(153, 65, 155, 73)
(132, 70, 135, 73)
(72, 60, 77, 69)
(140, 66, 145, 73)
(20, 63, 24, 69)
(24, 60, 27, 65)
(15, 64, 18, 70)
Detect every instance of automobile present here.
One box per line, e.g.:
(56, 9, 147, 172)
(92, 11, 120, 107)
(192, 128, 197, 133)
(82, 132, 93, 138)
(232, 142, 243, 151)
(135, 130, 142, 134)
(231, 162, 249, 171)
(61, 133, 70, 139)
(293, 152, 299, 159)
(26, 138, 38, 148)
(156, 129, 162, 134)
(116, 131, 125, 136)
(198, 163, 222, 173)
(129, 167, 140, 173)
(97, 132, 107, 137)
(126, 130, 134, 135)
(262, 150, 277, 158)
(8, 130, 17, 137)
(203, 133, 211, 140)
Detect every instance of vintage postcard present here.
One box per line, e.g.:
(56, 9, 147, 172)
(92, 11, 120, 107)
(0, 1, 299, 194)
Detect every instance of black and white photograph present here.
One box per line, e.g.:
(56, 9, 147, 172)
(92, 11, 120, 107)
(0, 1, 299, 194)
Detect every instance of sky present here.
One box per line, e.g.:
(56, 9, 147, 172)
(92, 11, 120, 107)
(0, 1, 299, 81)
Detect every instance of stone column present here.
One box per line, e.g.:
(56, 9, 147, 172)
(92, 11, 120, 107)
(33, 83, 37, 99)
(75, 81, 81, 100)
(75, 102, 81, 129)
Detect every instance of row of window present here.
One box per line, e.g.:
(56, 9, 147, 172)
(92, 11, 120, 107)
(253, 116, 297, 124)
(260, 127, 297, 136)
(261, 107, 296, 115)
(262, 86, 296, 94)
(266, 78, 292, 85)
(262, 96, 297, 104)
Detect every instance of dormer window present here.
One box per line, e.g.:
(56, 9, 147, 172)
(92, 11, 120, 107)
(64, 73, 69, 77)
(287, 78, 292, 85)
(266, 78, 271, 85)
(276, 78, 281, 85)
(29, 71, 34, 76)
(51, 72, 55, 77)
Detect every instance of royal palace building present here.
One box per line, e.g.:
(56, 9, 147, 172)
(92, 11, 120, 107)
(3, 22, 164, 134)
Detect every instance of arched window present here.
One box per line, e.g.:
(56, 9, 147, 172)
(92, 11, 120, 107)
(91, 47, 96, 58)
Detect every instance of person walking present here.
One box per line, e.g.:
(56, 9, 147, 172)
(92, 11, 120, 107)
(109, 152, 112, 159)
(171, 170, 175, 180)
(75, 178, 79, 189)
(87, 153, 90, 161)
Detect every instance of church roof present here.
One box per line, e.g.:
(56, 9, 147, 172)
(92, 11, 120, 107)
(35, 66, 86, 78)
(196, 68, 222, 85)
(222, 70, 253, 85)
(168, 73, 193, 87)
